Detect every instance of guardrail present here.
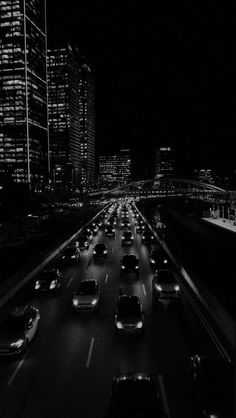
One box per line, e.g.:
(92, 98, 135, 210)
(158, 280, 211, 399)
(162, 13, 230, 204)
(0, 203, 111, 310)
(134, 202, 234, 361)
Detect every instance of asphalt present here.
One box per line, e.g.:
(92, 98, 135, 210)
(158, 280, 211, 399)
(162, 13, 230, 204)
(0, 203, 219, 418)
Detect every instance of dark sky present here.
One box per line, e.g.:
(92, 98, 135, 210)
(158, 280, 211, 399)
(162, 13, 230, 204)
(47, 1, 236, 178)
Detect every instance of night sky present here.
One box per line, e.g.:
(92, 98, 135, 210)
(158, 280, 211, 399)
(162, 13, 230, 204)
(47, 1, 236, 179)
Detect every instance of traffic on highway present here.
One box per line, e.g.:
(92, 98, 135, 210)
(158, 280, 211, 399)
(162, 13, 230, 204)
(0, 199, 232, 418)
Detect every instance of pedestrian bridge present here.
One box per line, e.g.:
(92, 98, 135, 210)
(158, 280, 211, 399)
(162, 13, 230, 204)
(89, 177, 236, 202)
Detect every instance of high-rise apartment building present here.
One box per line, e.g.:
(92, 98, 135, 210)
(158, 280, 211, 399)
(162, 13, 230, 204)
(155, 146, 175, 178)
(99, 149, 131, 184)
(48, 45, 81, 186)
(78, 58, 95, 185)
(0, 0, 49, 187)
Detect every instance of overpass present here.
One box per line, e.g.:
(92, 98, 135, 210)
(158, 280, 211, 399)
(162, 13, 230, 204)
(89, 177, 236, 202)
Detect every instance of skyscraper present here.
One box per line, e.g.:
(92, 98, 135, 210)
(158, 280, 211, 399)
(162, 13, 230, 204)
(99, 149, 131, 184)
(78, 57, 95, 185)
(48, 46, 95, 188)
(48, 45, 81, 186)
(155, 146, 175, 178)
(0, 0, 49, 188)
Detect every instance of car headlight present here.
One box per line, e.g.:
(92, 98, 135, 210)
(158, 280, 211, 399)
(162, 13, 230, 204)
(71, 255, 76, 259)
(73, 299, 79, 306)
(104, 250, 107, 254)
(135, 265, 139, 269)
(136, 321, 143, 329)
(62, 255, 65, 259)
(11, 339, 25, 348)
(164, 259, 168, 264)
(150, 259, 155, 264)
(93, 250, 96, 255)
(121, 265, 125, 269)
(91, 299, 98, 305)
(50, 280, 57, 289)
(116, 321, 123, 329)
(174, 285, 180, 291)
(35, 281, 40, 289)
(155, 285, 162, 291)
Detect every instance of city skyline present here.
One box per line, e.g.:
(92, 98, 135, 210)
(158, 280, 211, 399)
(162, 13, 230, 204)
(46, 1, 236, 177)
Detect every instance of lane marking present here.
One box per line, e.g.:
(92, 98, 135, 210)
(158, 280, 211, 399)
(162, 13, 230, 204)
(7, 350, 29, 386)
(158, 374, 171, 417)
(142, 284, 146, 296)
(111, 248, 114, 254)
(105, 273, 109, 283)
(86, 337, 95, 368)
(66, 277, 74, 288)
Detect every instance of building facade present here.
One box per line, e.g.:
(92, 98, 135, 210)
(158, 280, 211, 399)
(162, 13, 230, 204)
(99, 149, 131, 184)
(0, 0, 49, 188)
(48, 46, 95, 188)
(48, 45, 81, 187)
(155, 146, 175, 178)
(78, 58, 95, 185)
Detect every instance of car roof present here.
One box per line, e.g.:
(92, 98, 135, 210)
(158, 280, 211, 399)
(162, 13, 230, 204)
(95, 243, 106, 248)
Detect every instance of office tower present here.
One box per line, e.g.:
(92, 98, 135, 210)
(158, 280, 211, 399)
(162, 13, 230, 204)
(99, 149, 131, 184)
(79, 57, 95, 185)
(0, 0, 49, 188)
(194, 168, 214, 184)
(48, 45, 81, 186)
(155, 146, 175, 178)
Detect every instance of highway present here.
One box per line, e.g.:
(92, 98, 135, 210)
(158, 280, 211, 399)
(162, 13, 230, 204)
(0, 199, 220, 418)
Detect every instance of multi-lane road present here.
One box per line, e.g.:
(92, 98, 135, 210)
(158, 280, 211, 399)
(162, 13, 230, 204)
(0, 199, 220, 418)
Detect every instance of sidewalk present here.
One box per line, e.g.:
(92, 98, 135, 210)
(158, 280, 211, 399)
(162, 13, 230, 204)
(202, 217, 236, 233)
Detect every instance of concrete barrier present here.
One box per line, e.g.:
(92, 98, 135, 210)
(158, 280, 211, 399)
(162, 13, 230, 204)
(0, 204, 110, 309)
(134, 202, 235, 359)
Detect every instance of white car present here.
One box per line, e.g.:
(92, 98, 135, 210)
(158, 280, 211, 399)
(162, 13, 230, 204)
(72, 280, 100, 311)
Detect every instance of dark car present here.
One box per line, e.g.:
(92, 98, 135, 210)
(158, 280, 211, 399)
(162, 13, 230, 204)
(93, 243, 108, 258)
(105, 225, 116, 237)
(61, 245, 80, 263)
(121, 219, 131, 229)
(135, 223, 145, 234)
(122, 231, 133, 246)
(0, 305, 40, 356)
(188, 355, 233, 418)
(34, 269, 62, 292)
(106, 373, 167, 418)
(152, 269, 180, 299)
(114, 295, 144, 335)
(141, 230, 155, 244)
(121, 255, 139, 274)
(77, 235, 90, 250)
(72, 279, 100, 311)
(149, 249, 171, 270)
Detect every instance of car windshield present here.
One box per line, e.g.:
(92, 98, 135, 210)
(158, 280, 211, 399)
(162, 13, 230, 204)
(64, 248, 76, 256)
(95, 244, 105, 251)
(151, 250, 166, 259)
(78, 236, 87, 243)
(118, 298, 140, 315)
(123, 256, 137, 264)
(123, 232, 132, 237)
(156, 271, 176, 284)
(76, 281, 96, 295)
(40, 271, 56, 281)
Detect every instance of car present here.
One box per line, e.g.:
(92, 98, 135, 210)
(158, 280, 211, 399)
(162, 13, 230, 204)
(149, 249, 171, 270)
(135, 223, 145, 234)
(152, 269, 180, 299)
(105, 372, 167, 418)
(114, 295, 144, 335)
(121, 255, 139, 274)
(188, 354, 233, 418)
(93, 243, 108, 258)
(61, 245, 80, 263)
(72, 279, 100, 311)
(121, 220, 131, 229)
(121, 231, 134, 246)
(34, 269, 62, 292)
(91, 222, 99, 234)
(0, 305, 40, 356)
(76, 235, 90, 250)
(105, 225, 116, 237)
(141, 229, 155, 244)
